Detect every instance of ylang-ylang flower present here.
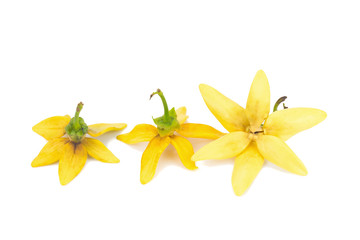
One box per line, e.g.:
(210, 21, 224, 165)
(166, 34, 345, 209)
(192, 70, 327, 196)
(117, 89, 224, 184)
(32, 102, 126, 185)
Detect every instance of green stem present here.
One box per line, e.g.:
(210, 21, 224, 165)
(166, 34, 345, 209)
(150, 89, 169, 121)
(273, 96, 287, 112)
(74, 102, 84, 129)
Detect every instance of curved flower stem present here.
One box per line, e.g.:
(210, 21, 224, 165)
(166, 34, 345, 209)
(74, 102, 84, 130)
(273, 96, 287, 112)
(150, 89, 169, 121)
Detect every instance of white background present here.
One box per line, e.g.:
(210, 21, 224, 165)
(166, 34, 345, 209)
(1, 1, 359, 239)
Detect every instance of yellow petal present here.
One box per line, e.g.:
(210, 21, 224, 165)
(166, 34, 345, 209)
(170, 135, 197, 170)
(59, 142, 87, 185)
(117, 124, 158, 144)
(256, 135, 307, 176)
(177, 123, 225, 139)
(199, 84, 249, 132)
(88, 123, 127, 137)
(176, 107, 188, 125)
(82, 138, 119, 163)
(140, 136, 170, 184)
(32, 115, 71, 140)
(31, 138, 69, 167)
(191, 131, 250, 161)
(232, 143, 264, 196)
(246, 70, 270, 131)
(264, 108, 327, 141)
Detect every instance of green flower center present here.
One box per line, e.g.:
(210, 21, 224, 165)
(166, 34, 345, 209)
(65, 102, 88, 143)
(150, 89, 180, 137)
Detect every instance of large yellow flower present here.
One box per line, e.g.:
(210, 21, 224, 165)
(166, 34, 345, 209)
(32, 102, 126, 185)
(117, 89, 224, 184)
(192, 70, 327, 196)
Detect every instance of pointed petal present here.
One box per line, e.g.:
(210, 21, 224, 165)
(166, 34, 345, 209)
(246, 70, 270, 131)
(264, 108, 327, 141)
(232, 143, 264, 196)
(82, 138, 119, 163)
(177, 123, 225, 139)
(59, 143, 87, 185)
(88, 123, 127, 137)
(32, 115, 71, 140)
(170, 135, 197, 170)
(191, 131, 250, 161)
(199, 84, 249, 132)
(256, 135, 307, 176)
(176, 107, 188, 125)
(31, 138, 69, 167)
(140, 136, 170, 184)
(117, 124, 158, 144)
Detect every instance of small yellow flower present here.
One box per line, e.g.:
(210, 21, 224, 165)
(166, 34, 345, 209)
(32, 102, 127, 185)
(192, 70, 327, 196)
(117, 89, 225, 184)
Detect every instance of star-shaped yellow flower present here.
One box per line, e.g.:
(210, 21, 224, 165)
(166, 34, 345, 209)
(192, 70, 327, 196)
(117, 89, 225, 184)
(32, 102, 127, 185)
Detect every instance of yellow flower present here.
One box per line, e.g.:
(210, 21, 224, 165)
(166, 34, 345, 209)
(117, 89, 225, 184)
(32, 102, 127, 185)
(192, 70, 327, 196)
